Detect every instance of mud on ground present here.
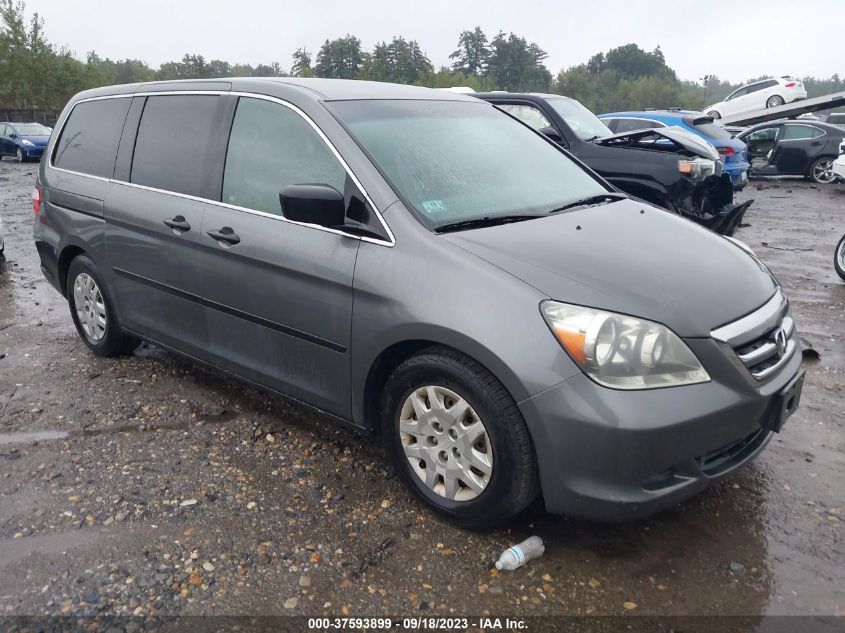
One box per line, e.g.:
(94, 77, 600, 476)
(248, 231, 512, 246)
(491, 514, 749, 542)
(0, 159, 843, 619)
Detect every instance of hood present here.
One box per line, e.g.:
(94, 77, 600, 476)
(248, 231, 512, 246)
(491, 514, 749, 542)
(596, 126, 720, 161)
(443, 198, 776, 337)
(19, 134, 50, 146)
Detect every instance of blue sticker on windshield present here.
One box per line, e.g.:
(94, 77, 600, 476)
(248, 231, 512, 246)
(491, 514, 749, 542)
(421, 199, 447, 214)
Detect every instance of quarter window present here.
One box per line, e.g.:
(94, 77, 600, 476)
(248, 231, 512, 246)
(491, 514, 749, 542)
(130, 95, 220, 197)
(53, 98, 131, 178)
(222, 97, 346, 216)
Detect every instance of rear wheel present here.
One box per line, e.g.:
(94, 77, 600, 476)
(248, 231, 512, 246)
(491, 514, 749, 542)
(835, 234, 845, 281)
(809, 157, 836, 184)
(381, 347, 539, 529)
(766, 95, 784, 108)
(707, 110, 721, 119)
(67, 255, 140, 357)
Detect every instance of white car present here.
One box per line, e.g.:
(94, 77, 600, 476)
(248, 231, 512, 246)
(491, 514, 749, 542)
(705, 76, 807, 120)
(834, 139, 845, 182)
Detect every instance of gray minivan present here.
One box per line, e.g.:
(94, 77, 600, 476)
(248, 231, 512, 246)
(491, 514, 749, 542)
(33, 78, 804, 527)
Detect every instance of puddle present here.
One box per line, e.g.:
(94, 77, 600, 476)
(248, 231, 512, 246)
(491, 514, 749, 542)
(0, 530, 98, 567)
(0, 430, 69, 445)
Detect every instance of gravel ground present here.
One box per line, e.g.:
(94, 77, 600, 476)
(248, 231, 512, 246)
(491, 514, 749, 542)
(0, 158, 843, 621)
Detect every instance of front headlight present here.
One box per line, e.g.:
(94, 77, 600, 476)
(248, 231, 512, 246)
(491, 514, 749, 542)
(21, 139, 35, 146)
(678, 156, 716, 181)
(540, 301, 710, 389)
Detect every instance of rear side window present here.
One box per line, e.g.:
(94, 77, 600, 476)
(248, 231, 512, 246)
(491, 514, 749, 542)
(131, 95, 219, 197)
(222, 97, 346, 215)
(53, 98, 131, 178)
(613, 118, 659, 133)
(782, 125, 824, 140)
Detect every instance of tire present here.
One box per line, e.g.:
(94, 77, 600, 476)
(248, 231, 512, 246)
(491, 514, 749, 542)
(67, 254, 140, 357)
(835, 234, 845, 281)
(707, 110, 721, 119)
(15, 148, 24, 162)
(766, 95, 784, 108)
(381, 347, 539, 529)
(809, 157, 837, 184)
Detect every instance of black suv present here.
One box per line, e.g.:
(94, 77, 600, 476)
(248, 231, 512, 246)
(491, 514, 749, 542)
(475, 93, 751, 234)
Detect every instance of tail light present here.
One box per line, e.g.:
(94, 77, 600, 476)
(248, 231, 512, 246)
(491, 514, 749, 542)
(32, 185, 42, 215)
(718, 147, 735, 157)
(784, 82, 796, 88)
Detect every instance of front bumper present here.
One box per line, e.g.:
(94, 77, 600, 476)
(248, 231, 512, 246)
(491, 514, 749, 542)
(518, 332, 802, 522)
(21, 145, 45, 159)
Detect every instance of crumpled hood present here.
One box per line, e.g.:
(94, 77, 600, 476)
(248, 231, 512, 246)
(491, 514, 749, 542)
(443, 199, 776, 337)
(596, 126, 721, 161)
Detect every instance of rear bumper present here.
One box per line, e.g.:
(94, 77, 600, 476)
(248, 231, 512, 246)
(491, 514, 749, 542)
(518, 336, 802, 522)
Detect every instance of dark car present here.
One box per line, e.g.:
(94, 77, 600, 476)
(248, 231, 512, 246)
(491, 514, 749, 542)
(738, 120, 845, 183)
(0, 122, 52, 162)
(599, 110, 750, 190)
(820, 112, 845, 129)
(34, 79, 803, 526)
(475, 93, 751, 235)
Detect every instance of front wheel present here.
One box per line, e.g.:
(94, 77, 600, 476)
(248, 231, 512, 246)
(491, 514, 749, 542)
(835, 234, 845, 281)
(766, 95, 784, 108)
(15, 148, 24, 163)
(67, 255, 140, 356)
(809, 157, 836, 184)
(381, 347, 539, 529)
(707, 110, 721, 119)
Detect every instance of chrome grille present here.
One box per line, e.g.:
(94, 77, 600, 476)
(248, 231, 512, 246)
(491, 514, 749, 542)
(711, 289, 797, 380)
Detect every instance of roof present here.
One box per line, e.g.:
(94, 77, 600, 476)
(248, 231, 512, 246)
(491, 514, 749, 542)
(600, 110, 706, 119)
(71, 77, 479, 103)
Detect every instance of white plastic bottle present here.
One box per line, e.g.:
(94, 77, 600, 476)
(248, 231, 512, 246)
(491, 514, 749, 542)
(494, 536, 545, 570)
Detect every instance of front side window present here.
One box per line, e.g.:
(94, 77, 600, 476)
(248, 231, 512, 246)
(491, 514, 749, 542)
(747, 127, 779, 143)
(544, 98, 613, 141)
(329, 99, 609, 231)
(53, 98, 131, 178)
(496, 104, 552, 131)
(131, 95, 220, 197)
(222, 97, 346, 215)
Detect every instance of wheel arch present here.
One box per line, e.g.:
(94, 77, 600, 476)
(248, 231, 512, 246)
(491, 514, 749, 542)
(356, 331, 533, 433)
(57, 242, 88, 297)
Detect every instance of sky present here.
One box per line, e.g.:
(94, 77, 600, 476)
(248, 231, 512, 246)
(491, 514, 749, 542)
(28, 0, 845, 83)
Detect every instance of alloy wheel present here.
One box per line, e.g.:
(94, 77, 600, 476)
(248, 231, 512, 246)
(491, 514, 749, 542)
(767, 95, 784, 108)
(837, 238, 845, 273)
(15, 148, 23, 162)
(73, 273, 107, 342)
(812, 159, 836, 184)
(398, 385, 493, 501)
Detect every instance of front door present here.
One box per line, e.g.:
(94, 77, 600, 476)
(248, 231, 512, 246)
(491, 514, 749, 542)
(196, 95, 361, 418)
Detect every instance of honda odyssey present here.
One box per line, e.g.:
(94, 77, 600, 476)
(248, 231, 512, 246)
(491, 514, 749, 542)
(33, 79, 804, 527)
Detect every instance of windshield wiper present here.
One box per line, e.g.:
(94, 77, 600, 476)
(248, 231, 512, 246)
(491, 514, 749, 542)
(435, 214, 543, 234)
(547, 193, 626, 214)
(584, 135, 603, 142)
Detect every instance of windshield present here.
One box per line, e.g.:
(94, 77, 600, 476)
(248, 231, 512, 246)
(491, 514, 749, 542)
(12, 123, 51, 136)
(544, 98, 613, 141)
(330, 100, 608, 230)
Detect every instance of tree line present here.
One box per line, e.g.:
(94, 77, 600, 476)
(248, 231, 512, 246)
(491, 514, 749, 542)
(2, 0, 842, 114)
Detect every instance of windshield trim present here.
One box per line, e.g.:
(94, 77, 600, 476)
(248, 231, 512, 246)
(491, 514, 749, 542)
(325, 99, 613, 234)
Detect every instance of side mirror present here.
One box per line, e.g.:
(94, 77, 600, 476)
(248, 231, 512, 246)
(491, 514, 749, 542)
(279, 184, 345, 227)
(538, 126, 563, 144)
(9, 132, 17, 139)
